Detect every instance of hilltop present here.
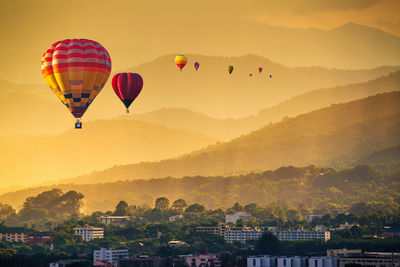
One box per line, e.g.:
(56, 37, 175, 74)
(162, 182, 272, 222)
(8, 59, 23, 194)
(58, 92, 400, 185)
(0, 119, 218, 187)
(129, 71, 400, 140)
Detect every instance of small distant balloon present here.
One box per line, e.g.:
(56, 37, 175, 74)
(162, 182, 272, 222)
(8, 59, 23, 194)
(249, 73, 253, 77)
(194, 62, 200, 71)
(112, 73, 143, 113)
(269, 74, 272, 78)
(175, 55, 187, 71)
(228, 66, 234, 74)
(258, 67, 263, 73)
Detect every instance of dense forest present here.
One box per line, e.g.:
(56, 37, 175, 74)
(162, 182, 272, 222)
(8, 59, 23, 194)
(1, 164, 399, 215)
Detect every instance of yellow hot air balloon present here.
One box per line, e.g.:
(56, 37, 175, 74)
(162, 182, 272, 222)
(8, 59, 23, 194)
(175, 55, 187, 71)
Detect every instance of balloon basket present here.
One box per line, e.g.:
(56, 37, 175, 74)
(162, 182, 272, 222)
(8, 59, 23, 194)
(126, 109, 130, 114)
(75, 120, 82, 129)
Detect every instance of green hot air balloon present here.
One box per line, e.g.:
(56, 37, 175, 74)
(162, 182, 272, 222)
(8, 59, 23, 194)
(228, 66, 234, 74)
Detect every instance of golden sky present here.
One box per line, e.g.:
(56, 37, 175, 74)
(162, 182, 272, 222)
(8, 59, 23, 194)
(0, 0, 398, 83)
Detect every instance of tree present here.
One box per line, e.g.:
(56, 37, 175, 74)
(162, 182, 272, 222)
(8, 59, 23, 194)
(115, 201, 129, 216)
(155, 197, 170, 211)
(0, 203, 16, 221)
(172, 199, 187, 213)
(255, 231, 280, 255)
(185, 203, 205, 213)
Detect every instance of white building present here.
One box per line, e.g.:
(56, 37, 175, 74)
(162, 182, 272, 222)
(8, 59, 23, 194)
(169, 214, 184, 222)
(224, 227, 263, 243)
(271, 230, 330, 241)
(93, 248, 129, 265)
(247, 256, 276, 267)
(304, 215, 323, 222)
(308, 257, 337, 267)
(73, 226, 104, 242)
(226, 212, 252, 224)
(97, 216, 130, 226)
(277, 257, 306, 267)
(184, 253, 220, 267)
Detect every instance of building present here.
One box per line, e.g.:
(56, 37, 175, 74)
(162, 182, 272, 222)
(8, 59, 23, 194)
(304, 215, 323, 222)
(0, 227, 29, 243)
(168, 240, 188, 247)
(118, 255, 166, 267)
(226, 212, 252, 224)
(224, 227, 263, 243)
(73, 226, 104, 242)
(327, 249, 362, 257)
(169, 214, 184, 222)
(93, 248, 129, 265)
(93, 260, 114, 267)
(247, 256, 337, 267)
(97, 216, 130, 226)
(277, 257, 306, 267)
(27, 232, 51, 243)
(49, 259, 87, 267)
(247, 256, 276, 267)
(271, 230, 330, 241)
(33, 222, 55, 232)
(184, 252, 221, 267)
(196, 224, 250, 237)
(308, 257, 337, 267)
(382, 227, 400, 238)
(338, 252, 400, 267)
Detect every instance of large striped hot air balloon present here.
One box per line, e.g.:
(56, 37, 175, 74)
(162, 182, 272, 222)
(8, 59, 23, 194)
(41, 39, 112, 128)
(175, 55, 187, 71)
(112, 73, 143, 113)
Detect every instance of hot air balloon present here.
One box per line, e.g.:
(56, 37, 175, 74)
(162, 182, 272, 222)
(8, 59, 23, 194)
(269, 74, 272, 78)
(41, 39, 111, 128)
(112, 73, 143, 113)
(194, 62, 200, 71)
(258, 67, 263, 73)
(228, 66, 234, 74)
(175, 55, 187, 71)
(249, 73, 253, 77)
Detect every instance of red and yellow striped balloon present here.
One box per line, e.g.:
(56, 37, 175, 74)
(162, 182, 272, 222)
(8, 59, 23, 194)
(175, 55, 187, 71)
(41, 39, 112, 119)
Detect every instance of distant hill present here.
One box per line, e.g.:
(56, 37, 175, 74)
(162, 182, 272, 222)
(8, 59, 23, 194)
(106, 54, 399, 118)
(0, 119, 218, 187)
(129, 71, 400, 140)
(58, 92, 400, 185)
(357, 145, 400, 173)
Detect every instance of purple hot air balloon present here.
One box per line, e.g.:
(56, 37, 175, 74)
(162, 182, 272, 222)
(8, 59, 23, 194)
(112, 73, 143, 113)
(194, 62, 200, 71)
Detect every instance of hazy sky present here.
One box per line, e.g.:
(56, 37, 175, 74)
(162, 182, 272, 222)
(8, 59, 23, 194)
(0, 0, 398, 83)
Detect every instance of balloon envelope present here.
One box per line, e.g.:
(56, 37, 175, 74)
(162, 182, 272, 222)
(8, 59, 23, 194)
(228, 66, 234, 74)
(194, 62, 200, 70)
(258, 67, 263, 73)
(41, 39, 111, 119)
(175, 55, 187, 71)
(112, 73, 143, 111)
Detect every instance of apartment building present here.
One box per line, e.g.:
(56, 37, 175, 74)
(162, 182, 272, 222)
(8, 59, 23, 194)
(73, 226, 104, 242)
(93, 248, 129, 265)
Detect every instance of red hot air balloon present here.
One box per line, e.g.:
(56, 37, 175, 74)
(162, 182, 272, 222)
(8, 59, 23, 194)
(258, 67, 263, 73)
(249, 73, 253, 77)
(112, 73, 143, 113)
